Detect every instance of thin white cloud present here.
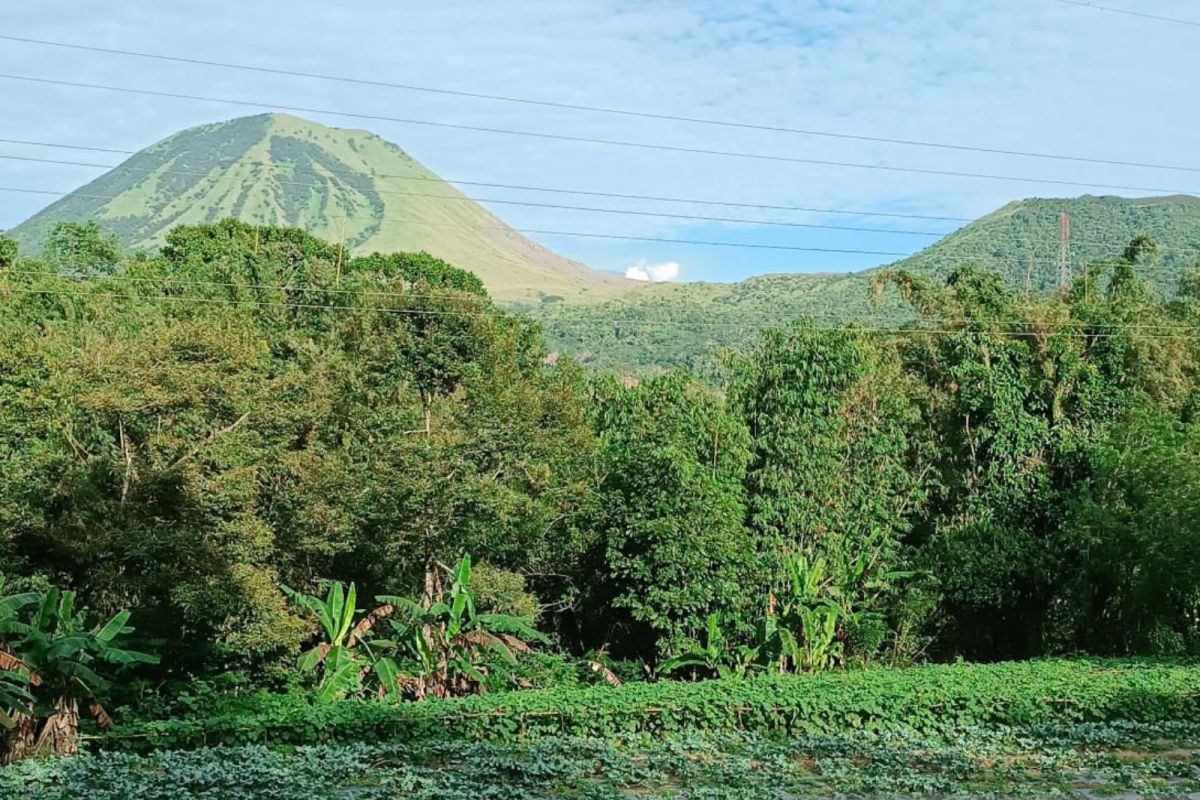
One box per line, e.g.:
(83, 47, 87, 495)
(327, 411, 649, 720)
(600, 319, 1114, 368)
(625, 260, 681, 282)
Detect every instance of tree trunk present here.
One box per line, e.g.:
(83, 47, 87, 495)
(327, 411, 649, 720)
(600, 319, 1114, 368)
(1, 712, 36, 764)
(420, 560, 447, 698)
(34, 696, 80, 757)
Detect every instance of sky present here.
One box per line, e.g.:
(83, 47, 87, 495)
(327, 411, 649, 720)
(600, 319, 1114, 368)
(2, 0, 1198, 283)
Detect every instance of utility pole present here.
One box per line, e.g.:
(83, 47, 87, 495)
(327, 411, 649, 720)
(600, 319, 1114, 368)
(1058, 212, 1072, 289)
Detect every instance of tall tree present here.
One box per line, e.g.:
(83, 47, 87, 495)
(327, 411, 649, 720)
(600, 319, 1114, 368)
(727, 321, 925, 660)
(587, 372, 755, 661)
(42, 222, 121, 276)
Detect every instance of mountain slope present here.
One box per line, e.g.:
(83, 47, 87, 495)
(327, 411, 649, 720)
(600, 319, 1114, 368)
(533, 272, 871, 373)
(891, 194, 1200, 291)
(8, 113, 628, 302)
(534, 194, 1200, 373)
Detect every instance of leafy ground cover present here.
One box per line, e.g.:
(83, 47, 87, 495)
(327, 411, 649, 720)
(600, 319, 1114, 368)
(102, 660, 1200, 751)
(6, 721, 1200, 799)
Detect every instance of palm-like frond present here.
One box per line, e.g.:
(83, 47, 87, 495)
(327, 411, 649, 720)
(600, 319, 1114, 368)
(347, 603, 395, 648)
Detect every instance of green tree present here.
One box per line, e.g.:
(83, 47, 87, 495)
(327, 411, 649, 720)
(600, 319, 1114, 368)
(0, 221, 598, 668)
(348, 251, 492, 435)
(727, 321, 924, 663)
(0, 237, 17, 269)
(42, 222, 121, 276)
(879, 243, 1192, 658)
(1063, 411, 1200, 653)
(587, 372, 755, 661)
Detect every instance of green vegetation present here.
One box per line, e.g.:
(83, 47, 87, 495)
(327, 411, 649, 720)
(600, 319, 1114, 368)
(3, 215, 1200, 793)
(99, 660, 1200, 751)
(0, 583, 156, 760)
(532, 272, 877, 373)
(893, 195, 1200, 291)
(11, 113, 1200, 373)
(7, 114, 626, 302)
(533, 195, 1200, 373)
(7, 723, 1200, 799)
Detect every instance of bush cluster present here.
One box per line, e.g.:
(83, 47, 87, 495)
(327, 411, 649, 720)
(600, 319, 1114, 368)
(105, 660, 1200, 752)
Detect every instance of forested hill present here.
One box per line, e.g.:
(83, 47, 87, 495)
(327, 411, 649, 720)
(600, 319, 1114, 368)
(7, 113, 628, 303)
(891, 194, 1200, 291)
(10, 114, 1199, 371)
(533, 194, 1200, 373)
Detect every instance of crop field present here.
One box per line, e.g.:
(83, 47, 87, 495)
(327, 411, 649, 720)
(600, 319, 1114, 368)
(5, 722, 1200, 799)
(5, 660, 1199, 799)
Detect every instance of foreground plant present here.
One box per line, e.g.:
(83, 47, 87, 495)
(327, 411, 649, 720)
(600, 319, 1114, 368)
(381, 555, 547, 699)
(9, 721, 1200, 800)
(282, 581, 402, 701)
(0, 585, 158, 761)
(286, 556, 545, 702)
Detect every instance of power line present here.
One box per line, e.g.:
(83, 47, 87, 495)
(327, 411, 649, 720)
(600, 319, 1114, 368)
(3, 73, 1199, 197)
(0, 152, 1187, 262)
(0, 160, 948, 238)
(0, 137, 135, 155)
(2, 268, 898, 324)
(5, 264, 1199, 330)
(0, 185, 909, 257)
(7, 268, 1130, 325)
(2, 179, 1190, 257)
(0, 136, 973, 223)
(1052, 0, 1200, 27)
(0, 148, 1190, 255)
(3, 33, 1200, 174)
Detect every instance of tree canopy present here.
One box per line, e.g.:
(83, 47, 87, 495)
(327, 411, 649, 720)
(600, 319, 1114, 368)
(3, 219, 1199, 679)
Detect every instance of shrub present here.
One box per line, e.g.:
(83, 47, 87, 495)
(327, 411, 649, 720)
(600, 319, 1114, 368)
(468, 563, 540, 621)
(100, 659, 1200, 752)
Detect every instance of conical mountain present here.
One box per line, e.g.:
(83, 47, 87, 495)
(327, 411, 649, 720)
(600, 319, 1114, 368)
(8, 113, 627, 302)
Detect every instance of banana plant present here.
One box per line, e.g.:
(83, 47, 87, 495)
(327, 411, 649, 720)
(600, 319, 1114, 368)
(0, 577, 37, 732)
(1, 586, 158, 760)
(286, 558, 545, 702)
(756, 552, 845, 674)
(379, 555, 547, 699)
(283, 581, 401, 701)
(793, 602, 843, 671)
(658, 613, 758, 680)
(0, 672, 32, 732)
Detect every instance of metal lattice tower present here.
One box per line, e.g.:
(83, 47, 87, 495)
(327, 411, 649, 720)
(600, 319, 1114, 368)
(1058, 212, 1072, 289)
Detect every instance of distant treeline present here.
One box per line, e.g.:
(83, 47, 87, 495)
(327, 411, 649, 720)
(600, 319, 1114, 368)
(2, 220, 1199, 673)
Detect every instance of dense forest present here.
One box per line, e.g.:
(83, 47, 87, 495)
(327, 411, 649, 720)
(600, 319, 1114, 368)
(532, 194, 1200, 373)
(2, 220, 1200, 765)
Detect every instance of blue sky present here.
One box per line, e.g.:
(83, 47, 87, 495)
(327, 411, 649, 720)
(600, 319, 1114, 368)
(2, 0, 1198, 283)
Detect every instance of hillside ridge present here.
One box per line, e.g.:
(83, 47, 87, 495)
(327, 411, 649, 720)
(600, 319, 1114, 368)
(533, 193, 1200, 371)
(8, 113, 629, 303)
